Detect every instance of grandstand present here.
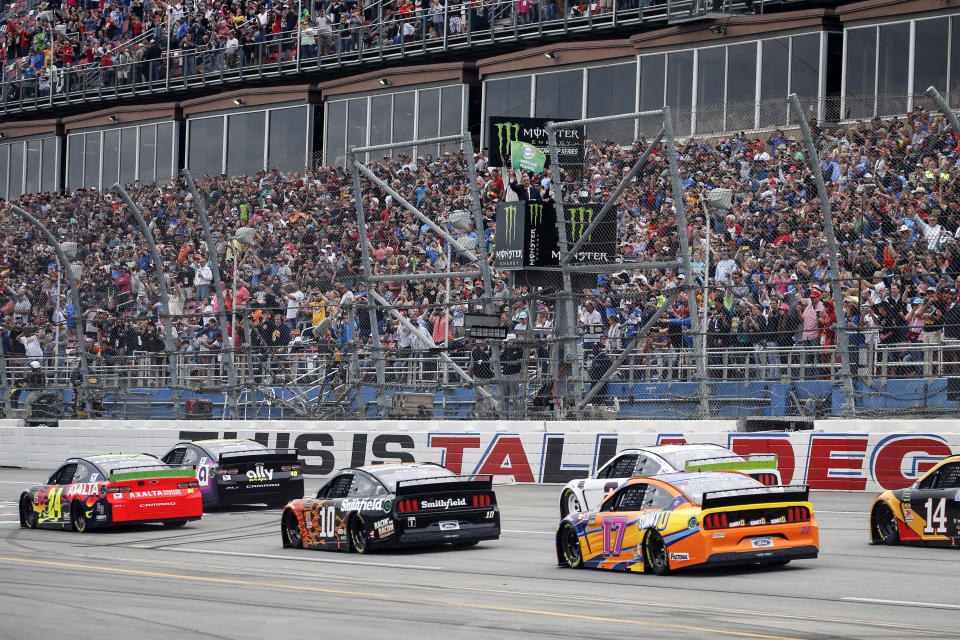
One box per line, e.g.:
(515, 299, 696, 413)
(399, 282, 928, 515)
(2, 0, 960, 422)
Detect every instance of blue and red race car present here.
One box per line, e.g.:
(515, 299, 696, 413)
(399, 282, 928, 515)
(19, 453, 203, 532)
(160, 439, 304, 508)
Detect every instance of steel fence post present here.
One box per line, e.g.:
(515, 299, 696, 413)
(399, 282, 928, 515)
(788, 93, 855, 414)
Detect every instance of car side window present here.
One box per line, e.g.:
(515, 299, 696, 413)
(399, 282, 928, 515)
(164, 448, 186, 465)
(611, 485, 647, 511)
(641, 486, 674, 511)
(326, 475, 354, 499)
(599, 455, 638, 479)
(51, 464, 78, 485)
(182, 447, 201, 466)
(634, 455, 661, 477)
(918, 469, 940, 490)
(934, 463, 960, 489)
(349, 474, 378, 496)
(72, 462, 97, 483)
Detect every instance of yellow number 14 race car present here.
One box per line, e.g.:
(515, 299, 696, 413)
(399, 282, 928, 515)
(870, 455, 960, 547)
(556, 472, 819, 574)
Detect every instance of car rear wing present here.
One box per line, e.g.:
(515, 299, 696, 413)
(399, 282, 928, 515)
(701, 485, 809, 510)
(395, 474, 493, 496)
(684, 454, 778, 473)
(109, 465, 196, 482)
(217, 449, 300, 464)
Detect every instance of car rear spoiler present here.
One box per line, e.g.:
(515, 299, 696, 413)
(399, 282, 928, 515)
(395, 474, 493, 496)
(217, 449, 300, 464)
(685, 454, 778, 473)
(109, 465, 196, 482)
(701, 485, 810, 510)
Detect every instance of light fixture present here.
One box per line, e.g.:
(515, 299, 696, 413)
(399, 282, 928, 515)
(709, 24, 726, 36)
(233, 98, 243, 106)
(0, 132, 5, 139)
(378, 78, 390, 86)
(108, 115, 117, 122)
(543, 51, 557, 60)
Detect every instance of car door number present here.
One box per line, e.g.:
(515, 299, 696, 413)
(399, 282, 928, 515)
(601, 516, 628, 556)
(43, 487, 64, 522)
(317, 505, 337, 537)
(923, 497, 948, 534)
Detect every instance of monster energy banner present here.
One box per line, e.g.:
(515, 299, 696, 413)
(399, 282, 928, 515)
(488, 116, 584, 168)
(557, 204, 618, 265)
(494, 201, 557, 271)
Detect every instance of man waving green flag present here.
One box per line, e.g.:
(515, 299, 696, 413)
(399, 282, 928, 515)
(510, 141, 546, 173)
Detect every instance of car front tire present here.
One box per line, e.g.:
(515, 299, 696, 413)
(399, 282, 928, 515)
(558, 523, 584, 569)
(282, 511, 303, 549)
(871, 503, 900, 546)
(20, 496, 37, 529)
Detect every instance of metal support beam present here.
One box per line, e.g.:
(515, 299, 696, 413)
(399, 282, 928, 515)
(367, 270, 481, 283)
(353, 162, 479, 262)
(788, 93, 855, 414)
(350, 158, 388, 412)
(545, 109, 665, 129)
(461, 129, 503, 418)
(9, 205, 92, 416)
(546, 127, 582, 411)
(182, 169, 240, 418)
(663, 107, 710, 419)
(113, 184, 182, 419)
(575, 289, 681, 412)
(927, 86, 960, 132)
(351, 133, 464, 154)
(369, 290, 495, 404)
(557, 128, 664, 265)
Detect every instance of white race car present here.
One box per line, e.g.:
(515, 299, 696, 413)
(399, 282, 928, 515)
(558, 443, 782, 517)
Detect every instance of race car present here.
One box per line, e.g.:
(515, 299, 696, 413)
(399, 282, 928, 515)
(556, 471, 818, 574)
(559, 443, 782, 517)
(18, 453, 202, 532)
(281, 462, 500, 553)
(160, 438, 304, 508)
(870, 454, 960, 546)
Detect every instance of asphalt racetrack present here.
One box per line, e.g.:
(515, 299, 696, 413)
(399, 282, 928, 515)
(1, 470, 958, 640)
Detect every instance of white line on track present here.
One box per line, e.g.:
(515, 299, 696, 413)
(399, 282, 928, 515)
(816, 510, 864, 515)
(502, 529, 554, 535)
(842, 597, 960, 610)
(0, 481, 40, 485)
(146, 547, 447, 571)
(0, 521, 20, 524)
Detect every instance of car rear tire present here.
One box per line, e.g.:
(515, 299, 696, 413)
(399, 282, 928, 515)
(764, 559, 791, 567)
(455, 539, 480, 548)
(558, 523, 583, 569)
(560, 490, 581, 518)
(71, 501, 89, 533)
(19, 496, 37, 529)
(871, 503, 900, 546)
(349, 516, 369, 554)
(162, 520, 187, 528)
(282, 511, 303, 549)
(644, 531, 671, 576)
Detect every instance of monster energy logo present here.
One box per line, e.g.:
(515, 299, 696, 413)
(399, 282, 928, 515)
(495, 122, 520, 161)
(503, 205, 518, 244)
(569, 207, 594, 242)
(528, 204, 543, 226)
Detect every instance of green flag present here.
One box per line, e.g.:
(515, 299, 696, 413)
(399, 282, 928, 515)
(510, 141, 546, 173)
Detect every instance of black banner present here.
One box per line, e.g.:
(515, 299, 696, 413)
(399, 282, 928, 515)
(557, 203, 618, 266)
(494, 201, 557, 271)
(487, 116, 584, 168)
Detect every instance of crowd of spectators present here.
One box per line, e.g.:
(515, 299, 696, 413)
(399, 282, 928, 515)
(3, 105, 960, 399)
(1, 0, 664, 97)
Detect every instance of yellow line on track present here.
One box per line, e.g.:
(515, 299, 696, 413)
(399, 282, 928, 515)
(0, 556, 802, 640)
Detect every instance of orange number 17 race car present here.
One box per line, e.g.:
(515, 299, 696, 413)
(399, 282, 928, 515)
(556, 472, 819, 574)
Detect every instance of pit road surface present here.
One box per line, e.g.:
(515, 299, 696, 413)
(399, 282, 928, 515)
(1, 469, 958, 640)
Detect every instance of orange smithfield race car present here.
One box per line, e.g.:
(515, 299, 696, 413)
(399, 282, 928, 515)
(556, 472, 819, 574)
(870, 455, 960, 546)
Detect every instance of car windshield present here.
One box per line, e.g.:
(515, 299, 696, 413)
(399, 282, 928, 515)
(87, 454, 165, 474)
(659, 447, 743, 469)
(366, 465, 455, 492)
(671, 474, 762, 505)
(196, 439, 266, 455)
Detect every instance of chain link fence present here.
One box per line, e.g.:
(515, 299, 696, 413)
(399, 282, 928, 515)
(3, 91, 960, 421)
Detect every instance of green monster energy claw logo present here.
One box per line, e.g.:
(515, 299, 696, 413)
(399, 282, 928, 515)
(495, 122, 521, 161)
(569, 207, 594, 242)
(503, 205, 518, 243)
(529, 203, 543, 226)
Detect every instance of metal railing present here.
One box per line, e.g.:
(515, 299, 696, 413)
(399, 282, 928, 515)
(0, 0, 778, 115)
